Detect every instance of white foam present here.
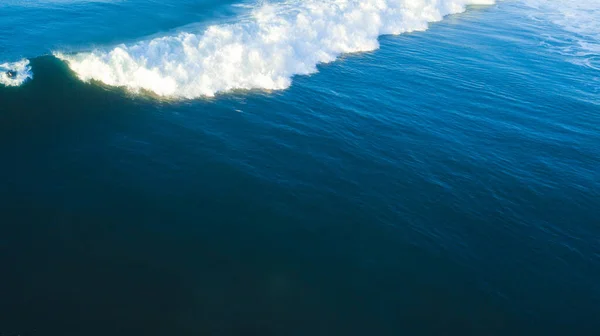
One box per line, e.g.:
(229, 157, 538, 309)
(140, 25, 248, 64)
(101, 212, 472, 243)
(0, 59, 33, 87)
(524, 0, 600, 70)
(56, 0, 495, 98)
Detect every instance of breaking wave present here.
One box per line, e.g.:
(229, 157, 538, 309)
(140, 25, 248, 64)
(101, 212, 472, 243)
(55, 0, 495, 98)
(0, 59, 33, 87)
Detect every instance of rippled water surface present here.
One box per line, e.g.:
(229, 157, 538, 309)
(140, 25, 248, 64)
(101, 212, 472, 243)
(1, 0, 599, 335)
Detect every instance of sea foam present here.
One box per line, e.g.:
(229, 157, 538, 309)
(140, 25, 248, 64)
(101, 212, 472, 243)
(0, 59, 33, 87)
(524, 0, 600, 70)
(56, 0, 495, 98)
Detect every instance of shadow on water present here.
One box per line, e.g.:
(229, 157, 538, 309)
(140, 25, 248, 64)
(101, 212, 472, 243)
(2, 11, 600, 333)
(0, 57, 518, 336)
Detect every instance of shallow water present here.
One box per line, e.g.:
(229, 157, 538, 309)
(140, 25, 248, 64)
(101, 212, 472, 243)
(1, 0, 599, 335)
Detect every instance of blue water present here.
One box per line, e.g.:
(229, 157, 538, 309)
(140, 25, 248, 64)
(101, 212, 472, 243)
(1, 0, 599, 335)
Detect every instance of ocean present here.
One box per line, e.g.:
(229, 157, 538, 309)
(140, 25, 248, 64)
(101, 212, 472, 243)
(1, 0, 599, 335)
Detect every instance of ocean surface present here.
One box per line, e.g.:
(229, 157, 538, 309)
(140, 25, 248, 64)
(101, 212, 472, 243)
(1, 0, 599, 335)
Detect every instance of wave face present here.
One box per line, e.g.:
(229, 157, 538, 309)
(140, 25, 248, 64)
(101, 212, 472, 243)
(0, 60, 33, 87)
(524, 0, 600, 70)
(56, 0, 495, 98)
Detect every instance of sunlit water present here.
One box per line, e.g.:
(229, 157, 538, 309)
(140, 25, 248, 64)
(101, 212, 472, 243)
(1, 0, 599, 335)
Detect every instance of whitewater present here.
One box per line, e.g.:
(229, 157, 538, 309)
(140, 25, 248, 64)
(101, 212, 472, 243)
(46, 0, 493, 98)
(2, 0, 600, 97)
(523, 0, 600, 71)
(0, 60, 32, 87)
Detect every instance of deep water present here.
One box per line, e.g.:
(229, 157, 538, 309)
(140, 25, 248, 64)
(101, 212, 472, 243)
(1, 1, 599, 335)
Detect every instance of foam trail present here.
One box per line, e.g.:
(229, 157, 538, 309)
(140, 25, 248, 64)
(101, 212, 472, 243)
(524, 0, 600, 70)
(0, 59, 33, 87)
(56, 0, 495, 98)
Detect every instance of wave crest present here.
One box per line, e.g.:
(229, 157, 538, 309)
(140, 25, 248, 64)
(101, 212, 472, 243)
(56, 0, 495, 98)
(0, 59, 33, 87)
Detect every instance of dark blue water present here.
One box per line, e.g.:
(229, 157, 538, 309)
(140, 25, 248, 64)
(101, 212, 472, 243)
(1, 0, 599, 335)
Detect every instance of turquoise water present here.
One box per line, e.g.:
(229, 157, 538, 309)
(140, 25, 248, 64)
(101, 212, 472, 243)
(1, 0, 599, 335)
